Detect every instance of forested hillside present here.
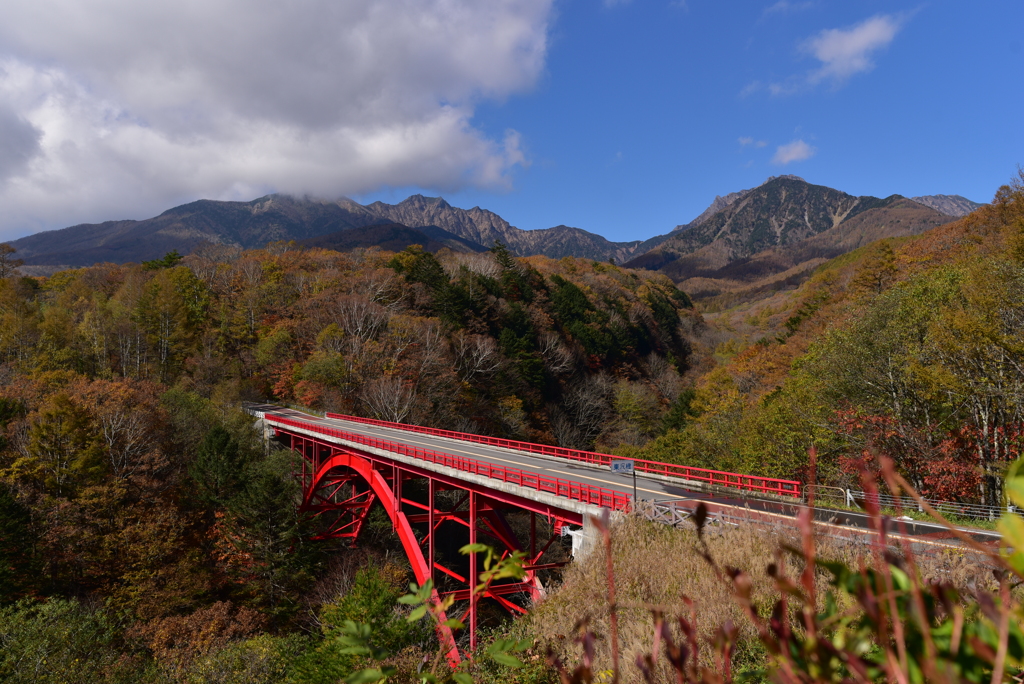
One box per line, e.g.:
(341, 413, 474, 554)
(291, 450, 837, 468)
(0, 240, 701, 682)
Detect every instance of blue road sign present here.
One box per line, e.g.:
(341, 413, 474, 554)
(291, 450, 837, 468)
(610, 459, 635, 474)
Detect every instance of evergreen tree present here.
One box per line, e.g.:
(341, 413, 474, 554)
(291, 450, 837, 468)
(0, 487, 35, 602)
(189, 425, 244, 507)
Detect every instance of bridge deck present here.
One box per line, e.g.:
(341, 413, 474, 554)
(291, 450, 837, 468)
(255, 404, 710, 506)
(250, 403, 1002, 549)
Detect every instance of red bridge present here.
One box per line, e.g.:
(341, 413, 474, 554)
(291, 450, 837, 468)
(246, 403, 801, 662)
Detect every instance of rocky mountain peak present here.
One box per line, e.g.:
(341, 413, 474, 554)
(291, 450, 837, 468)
(674, 175, 812, 233)
(399, 194, 451, 209)
(910, 194, 984, 217)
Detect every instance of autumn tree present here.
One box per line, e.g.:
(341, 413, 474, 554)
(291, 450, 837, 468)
(24, 394, 105, 498)
(850, 240, 898, 297)
(0, 244, 23, 279)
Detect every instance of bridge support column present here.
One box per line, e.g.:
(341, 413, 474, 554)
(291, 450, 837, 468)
(563, 515, 602, 561)
(468, 491, 478, 653)
(428, 478, 435, 585)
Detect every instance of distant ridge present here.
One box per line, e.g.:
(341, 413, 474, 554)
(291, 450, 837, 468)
(365, 195, 643, 262)
(9, 194, 642, 267)
(910, 194, 984, 217)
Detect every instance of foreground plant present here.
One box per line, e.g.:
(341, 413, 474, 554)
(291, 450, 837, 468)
(550, 456, 1024, 684)
(337, 543, 533, 684)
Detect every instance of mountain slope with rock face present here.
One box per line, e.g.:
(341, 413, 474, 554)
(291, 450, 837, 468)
(679, 197, 955, 303)
(910, 194, 984, 217)
(625, 177, 865, 277)
(297, 223, 487, 255)
(668, 175, 805, 234)
(365, 195, 643, 262)
(624, 176, 955, 296)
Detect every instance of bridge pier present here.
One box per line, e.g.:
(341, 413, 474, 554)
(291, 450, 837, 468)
(561, 515, 602, 561)
(468, 491, 478, 652)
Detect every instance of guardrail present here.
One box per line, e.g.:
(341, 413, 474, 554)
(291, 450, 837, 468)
(325, 412, 801, 498)
(266, 414, 631, 512)
(809, 485, 1016, 522)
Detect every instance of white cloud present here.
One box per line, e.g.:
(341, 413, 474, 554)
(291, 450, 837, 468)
(739, 81, 763, 98)
(802, 14, 902, 85)
(763, 1, 814, 16)
(0, 0, 554, 239)
(772, 139, 816, 165)
(739, 137, 768, 148)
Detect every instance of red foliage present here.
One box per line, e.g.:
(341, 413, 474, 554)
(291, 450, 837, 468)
(293, 380, 325, 408)
(833, 407, 1024, 501)
(269, 362, 298, 401)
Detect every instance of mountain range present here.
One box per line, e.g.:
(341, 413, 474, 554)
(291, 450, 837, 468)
(7, 178, 982, 302)
(8, 194, 641, 269)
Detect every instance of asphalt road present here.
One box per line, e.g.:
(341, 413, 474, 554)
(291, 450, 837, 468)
(255, 404, 1002, 548)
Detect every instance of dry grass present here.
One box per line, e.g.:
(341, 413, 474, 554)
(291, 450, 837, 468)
(527, 515, 996, 683)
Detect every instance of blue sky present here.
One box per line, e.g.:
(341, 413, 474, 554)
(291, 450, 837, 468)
(0, 0, 1021, 243)
(362, 1, 1024, 242)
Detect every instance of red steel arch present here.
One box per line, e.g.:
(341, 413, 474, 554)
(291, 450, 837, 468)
(287, 431, 571, 664)
(304, 447, 461, 665)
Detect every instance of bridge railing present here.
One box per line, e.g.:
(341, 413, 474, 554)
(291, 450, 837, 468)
(267, 415, 631, 512)
(325, 412, 801, 498)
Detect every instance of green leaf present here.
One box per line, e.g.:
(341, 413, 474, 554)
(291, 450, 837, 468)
(407, 605, 427, 622)
(452, 673, 474, 684)
(460, 543, 489, 555)
(1006, 478, 1024, 509)
(889, 566, 911, 592)
(998, 513, 1024, 576)
(488, 639, 515, 651)
(485, 639, 526, 668)
(397, 594, 421, 605)
(489, 652, 525, 668)
(442, 618, 465, 629)
(346, 668, 393, 684)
